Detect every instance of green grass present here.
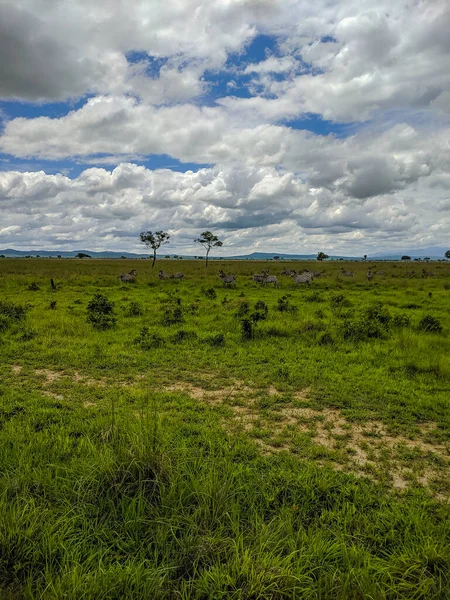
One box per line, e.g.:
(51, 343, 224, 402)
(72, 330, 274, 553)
(0, 258, 449, 598)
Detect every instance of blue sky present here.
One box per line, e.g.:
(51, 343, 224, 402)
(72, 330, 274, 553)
(0, 0, 448, 254)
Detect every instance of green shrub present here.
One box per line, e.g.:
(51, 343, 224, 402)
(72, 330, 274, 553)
(172, 330, 198, 344)
(0, 300, 28, 321)
(330, 294, 351, 316)
(162, 306, 184, 326)
(418, 315, 443, 333)
(304, 291, 322, 303)
(241, 318, 254, 340)
(277, 296, 297, 314)
(124, 301, 143, 317)
(201, 287, 217, 300)
(205, 333, 226, 347)
(134, 327, 165, 349)
(251, 300, 269, 322)
(27, 282, 40, 291)
(86, 294, 116, 329)
(392, 314, 411, 328)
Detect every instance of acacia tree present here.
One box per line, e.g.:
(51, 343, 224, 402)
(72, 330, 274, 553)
(139, 230, 170, 268)
(317, 252, 329, 262)
(445, 250, 450, 259)
(195, 231, 223, 267)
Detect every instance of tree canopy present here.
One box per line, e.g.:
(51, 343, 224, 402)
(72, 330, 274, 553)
(139, 230, 170, 268)
(195, 231, 223, 267)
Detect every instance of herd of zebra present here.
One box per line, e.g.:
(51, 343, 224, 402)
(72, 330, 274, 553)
(118, 266, 437, 286)
(119, 267, 322, 287)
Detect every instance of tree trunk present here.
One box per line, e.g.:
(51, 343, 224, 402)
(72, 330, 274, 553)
(205, 247, 210, 267)
(152, 250, 156, 268)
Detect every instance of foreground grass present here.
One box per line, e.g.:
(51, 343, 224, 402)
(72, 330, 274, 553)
(0, 258, 449, 598)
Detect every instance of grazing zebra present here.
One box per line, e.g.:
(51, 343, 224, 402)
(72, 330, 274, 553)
(119, 269, 137, 282)
(158, 270, 169, 280)
(252, 273, 266, 284)
(340, 268, 354, 277)
(291, 272, 313, 287)
(218, 270, 236, 287)
(374, 270, 386, 276)
(170, 272, 184, 280)
(311, 270, 325, 277)
(281, 268, 297, 276)
(261, 271, 278, 288)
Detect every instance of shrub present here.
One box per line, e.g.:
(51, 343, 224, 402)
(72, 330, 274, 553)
(235, 300, 250, 319)
(172, 330, 198, 344)
(201, 287, 217, 300)
(362, 302, 391, 326)
(27, 282, 40, 291)
(251, 300, 269, 322)
(392, 314, 411, 328)
(161, 306, 184, 326)
(418, 315, 443, 333)
(330, 294, 351, 316)
(277, 296, 298, 314)
(318, 331, 334, 345)
(124, 301, 143, 317)
(0, 300, 28, 321)
(241, 318, 254, 340)
(304, 291, 322, 303)
(49, 301, 57, 310)
(205, 333, 226, 347)
(134, 327, 165, 349)
(0, 315, 11, 332)
(86, 294, 116, 329)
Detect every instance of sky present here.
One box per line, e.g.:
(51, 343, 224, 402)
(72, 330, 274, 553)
(0, 0, 449, 256)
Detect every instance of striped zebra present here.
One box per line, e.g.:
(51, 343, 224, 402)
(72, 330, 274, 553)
(367, 269, 372, 282)
(261, 271, 278, 288)
(340, 268, 354, 277)
(291, 272, 313, 287)
(170, 272, 184, 280)
(218, 270, 236, 287)
(281, 268, 297, 276)
(119, 269, 137, 282)
(158, 270, 169, 280)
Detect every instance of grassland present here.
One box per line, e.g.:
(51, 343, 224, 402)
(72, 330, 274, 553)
(0, 257, 449, 599)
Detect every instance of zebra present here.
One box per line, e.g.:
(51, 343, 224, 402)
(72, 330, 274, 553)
(158, 270, 169, 280)
(261, 271, 278, 287)
(374, 270, 386, 276)
(119, 269, 137, 282)
(281, 268, 297, 276)
(252, 273, 266, 284)
(218, 270, 236, 287)
(422, 268, 435, 278)
(291, 272, 313, 287)
(340, 268, 354, 277)
(367, 269, 373, 282)
(170, 272, 184, 280)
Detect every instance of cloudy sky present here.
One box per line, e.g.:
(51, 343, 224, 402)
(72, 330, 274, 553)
(0, 0, 449, 255)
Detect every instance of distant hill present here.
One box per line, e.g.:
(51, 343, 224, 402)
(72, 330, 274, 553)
(0, 248, 447, 260)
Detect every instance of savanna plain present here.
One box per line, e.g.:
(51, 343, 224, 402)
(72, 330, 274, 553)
(0, 258, 449, 599)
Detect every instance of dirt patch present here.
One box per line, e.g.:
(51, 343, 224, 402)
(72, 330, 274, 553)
(41, 391, 65, 401)
(11, 364, 22, 374)
(167, 380, 255, 403)
(36, 369, 62, 383)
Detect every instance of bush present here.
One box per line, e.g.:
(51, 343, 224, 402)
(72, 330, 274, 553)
(205, 333, 226, 347)
(235, 300, 250, 318)
(27, 282, 40, 291)
(134, 327, 165, 349)
(124, 301, 143, 317)
(392, 314, 411, 328)
(277, 296, 298, 314)
(86, 294, 116, 329)
(172, 330, 198, 344)
(0, 300, 28, 321)
(0, 315, 11, 332)
(251, 300, 269, 322)
(318, 332, 334, 345)
(418, 315, 443, 333)
(330, 294, 351, 316)
(161, 306, 184, 326)
(362, 302, 391, 326)
(304, 291, 322, 303)
(201, 287, 217, 300)
(241, 319, 254, 340)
